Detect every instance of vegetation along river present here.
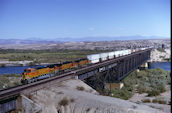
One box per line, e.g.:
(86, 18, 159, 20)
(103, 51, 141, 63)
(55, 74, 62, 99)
(0, 62, 171, 75)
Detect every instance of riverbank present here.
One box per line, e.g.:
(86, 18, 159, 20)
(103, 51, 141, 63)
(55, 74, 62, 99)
(0, 59, 34, 66)
(150, 49, 171, 62)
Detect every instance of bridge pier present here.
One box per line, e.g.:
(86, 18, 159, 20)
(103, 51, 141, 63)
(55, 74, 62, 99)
(105, 82, 124, 90)
(139, 62, 148, 70)
(16, 95, 41, 113)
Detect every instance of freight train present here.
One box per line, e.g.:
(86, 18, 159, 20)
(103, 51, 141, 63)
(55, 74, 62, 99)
(21, 47, 151, 84)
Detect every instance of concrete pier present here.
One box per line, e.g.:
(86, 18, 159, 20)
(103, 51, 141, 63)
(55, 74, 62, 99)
(105, 82, 124, 90)
(139, 62, 148, 70)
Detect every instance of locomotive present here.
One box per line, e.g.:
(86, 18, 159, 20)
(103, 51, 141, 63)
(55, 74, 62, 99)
(21, 47, 150, 84)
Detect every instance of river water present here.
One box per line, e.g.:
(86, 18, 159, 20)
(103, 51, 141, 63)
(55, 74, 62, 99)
(0, 62, 171, 75)
(0, 65, 46, 75)
(148, 62, 171, 71)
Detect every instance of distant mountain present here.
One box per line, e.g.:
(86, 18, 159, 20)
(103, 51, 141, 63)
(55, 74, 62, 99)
(53, 35, 170, 42)
(0, 39, 58, 45)
(0, 36, 170, 45)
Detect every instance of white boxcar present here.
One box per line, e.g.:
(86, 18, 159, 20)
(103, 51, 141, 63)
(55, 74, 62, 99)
(108, 51, 115, 59)
(87, 54, 100, 64)
(100, 53, 108, 61)
(122, 50, 128, 55)
(114, 51, 121, 57)
(126, 50, 129, 55)
(119, 50, 125, 56)
(118, 50, 124, 56)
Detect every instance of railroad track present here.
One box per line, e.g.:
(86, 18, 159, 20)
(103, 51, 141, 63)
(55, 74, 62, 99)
(0, 49, 151, 101)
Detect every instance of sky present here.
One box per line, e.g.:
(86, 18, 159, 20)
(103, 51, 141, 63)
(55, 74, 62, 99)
(0, 0, 170, 40)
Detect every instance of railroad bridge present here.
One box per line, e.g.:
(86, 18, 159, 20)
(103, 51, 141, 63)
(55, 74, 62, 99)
(0, 48, 151, 113)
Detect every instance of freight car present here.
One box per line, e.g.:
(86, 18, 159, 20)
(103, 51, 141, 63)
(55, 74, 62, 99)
(21, 47, 150, 84)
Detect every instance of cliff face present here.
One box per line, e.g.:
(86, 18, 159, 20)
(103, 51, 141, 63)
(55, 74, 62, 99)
(150, 49, 171, 62)
(25, 79, 164, 113)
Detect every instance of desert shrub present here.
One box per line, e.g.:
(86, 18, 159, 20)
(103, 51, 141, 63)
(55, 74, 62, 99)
(152, 99, 158, 103)
(141, 99, 151, 103)
(152, 98, 167, 104)
(70, 98, 75, 103)
(157, 84, 166, 93)
(147, 89, 160, 97)
(0, 82, 4, 89)
(137, 85, 149, 94)
(158, 100, 166, 104)
(76, 86, 85, 91)
(168, 101, 171, 105)
(86, 108, 91, 112)
(164, 58, 171, 61)
(0, 77, 9, 83)
(58, 97, 69, 106)
(157, 48, 166, 52)
(111, 87, 133, 100)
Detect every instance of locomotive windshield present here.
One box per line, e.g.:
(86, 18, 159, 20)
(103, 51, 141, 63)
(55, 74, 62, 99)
(24, 69, 31, 73)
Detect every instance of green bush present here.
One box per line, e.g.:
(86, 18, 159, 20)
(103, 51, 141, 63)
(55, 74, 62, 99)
(103, 68, 170, 100)
(157, 84, 166, 93)
(111, 87, 133, 100)
(147, 89, 160, 97)
(137, 85, 149, 94)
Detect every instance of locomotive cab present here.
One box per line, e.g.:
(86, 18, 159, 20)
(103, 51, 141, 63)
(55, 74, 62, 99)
(21, 68, 35, 84)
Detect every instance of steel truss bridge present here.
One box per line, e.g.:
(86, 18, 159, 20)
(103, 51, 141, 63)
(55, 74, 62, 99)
(0, 48, 151, 112)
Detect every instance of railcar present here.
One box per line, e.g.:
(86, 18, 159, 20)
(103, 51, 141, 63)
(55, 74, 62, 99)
(100, 53, 109, 61)
(108, 51, 115, 59)
(87, 54, 100, 64)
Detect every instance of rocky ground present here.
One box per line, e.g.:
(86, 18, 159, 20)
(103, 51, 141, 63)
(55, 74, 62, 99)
(129, 85, 171, 113)
(26, 79, 166, 113)
(150, 49, 171, 62)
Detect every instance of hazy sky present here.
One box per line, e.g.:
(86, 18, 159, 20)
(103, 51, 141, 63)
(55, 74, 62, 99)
(0, 0, 170, 39)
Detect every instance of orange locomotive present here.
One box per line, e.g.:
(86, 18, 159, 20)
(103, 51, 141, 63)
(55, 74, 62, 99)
(21, 58, 89, 84)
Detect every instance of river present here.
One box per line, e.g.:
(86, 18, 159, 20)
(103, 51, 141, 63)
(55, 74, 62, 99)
(0, 62, 171, 75)
(148, 62, 171, 71)
(0, 65, 46, 75)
